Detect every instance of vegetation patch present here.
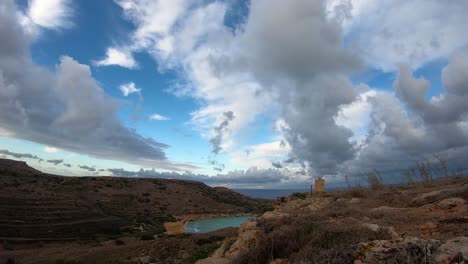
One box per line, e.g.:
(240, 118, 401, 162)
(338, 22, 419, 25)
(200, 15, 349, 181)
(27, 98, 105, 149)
(52, 258, 81, 264)
(234, 216, 391, 264)
(196, 235, 225, 245)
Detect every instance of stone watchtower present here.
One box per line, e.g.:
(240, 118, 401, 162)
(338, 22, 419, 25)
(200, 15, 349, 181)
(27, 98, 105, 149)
(313, 178, 325, 193)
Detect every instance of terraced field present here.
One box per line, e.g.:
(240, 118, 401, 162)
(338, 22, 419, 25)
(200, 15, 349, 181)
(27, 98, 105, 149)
(0, 158, 268, 242)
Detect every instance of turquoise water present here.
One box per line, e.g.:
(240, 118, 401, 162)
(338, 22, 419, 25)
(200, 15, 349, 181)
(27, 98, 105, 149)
(185, 216, 254, 233)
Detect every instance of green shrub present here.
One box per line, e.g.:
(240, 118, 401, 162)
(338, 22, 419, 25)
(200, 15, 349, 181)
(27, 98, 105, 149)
(366, 170, 383, 189)
(292, 192, 307, 200)
(114, 239, 125, 245)
(196, 236, 224, 245)
(62, 178, 81, 186)
(191, 249, 209, 262)
(140, 234, 154, 240)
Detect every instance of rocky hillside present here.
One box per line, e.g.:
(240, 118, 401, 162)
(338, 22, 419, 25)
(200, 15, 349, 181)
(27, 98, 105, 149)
(198, 177, 468, 264)
(0, 158, 270, 241)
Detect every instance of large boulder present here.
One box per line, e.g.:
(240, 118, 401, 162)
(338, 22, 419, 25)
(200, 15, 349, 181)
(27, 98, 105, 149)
(435, 236, 468, 264)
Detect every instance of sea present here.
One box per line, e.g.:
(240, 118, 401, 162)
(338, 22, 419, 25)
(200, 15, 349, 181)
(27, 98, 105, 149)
(234, 189, 310, 199)
(185, 216, 254, 233)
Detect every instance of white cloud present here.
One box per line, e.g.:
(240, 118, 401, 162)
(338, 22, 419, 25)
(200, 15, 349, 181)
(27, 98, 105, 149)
(93, 48, 138, 69)
(0, 1, 195, 172)
(149, 114, 170, 121)
(335, 88, 377, 144)
(43, 146, 59, 153)
(19, 0, 74, 36)
(119, 82, 141, 96)
(98, 0, 468, 180)
(328, 0, 468, 70)
(230, 141, 291, 169)
(98, 0, 274, 155)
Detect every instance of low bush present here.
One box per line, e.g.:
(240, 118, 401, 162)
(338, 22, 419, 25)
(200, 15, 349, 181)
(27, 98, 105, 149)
(292, 192, 307, 200)
(114, 239, 125, 245)
(366, 170, 383, 189)
(140, 234, 154, 240)
(52, 258, 81, 264)
(190, 249, 209, 263)
(234, 216, 391, 264)
(196, 236, 224, 245)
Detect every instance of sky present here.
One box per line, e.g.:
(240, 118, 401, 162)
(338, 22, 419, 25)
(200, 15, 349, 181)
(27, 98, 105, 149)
(1, 0, 468, 189)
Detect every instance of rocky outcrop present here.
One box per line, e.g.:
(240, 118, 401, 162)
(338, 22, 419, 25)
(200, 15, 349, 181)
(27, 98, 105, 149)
(435, 236, 468, 264)
(196, 219, 261, 263)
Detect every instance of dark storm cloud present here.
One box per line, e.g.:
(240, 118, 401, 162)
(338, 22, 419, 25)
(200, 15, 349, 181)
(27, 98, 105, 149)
(0, 149, 41, 161)
(237, 0, 360, 175)
(47, 159, 63, 165)
(271, 161, 283, 169)
(63, 163, 72, 168)
(79, 165, 96, 172)
(341, 51, 468, 176)
(107, 166, 289, 186)
(210, 111, 235, 154)
(0, 0, 194, 171)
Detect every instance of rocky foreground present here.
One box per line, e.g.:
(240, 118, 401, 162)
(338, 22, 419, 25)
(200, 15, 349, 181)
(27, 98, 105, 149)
(198, 177, 468, 264)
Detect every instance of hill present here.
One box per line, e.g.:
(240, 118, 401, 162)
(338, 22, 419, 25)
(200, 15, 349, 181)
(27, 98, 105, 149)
(0, 158, 270, 241)
(199, 176, 468, 264)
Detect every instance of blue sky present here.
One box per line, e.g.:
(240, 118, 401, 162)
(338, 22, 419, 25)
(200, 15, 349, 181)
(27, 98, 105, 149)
(1, 0, 468, 188)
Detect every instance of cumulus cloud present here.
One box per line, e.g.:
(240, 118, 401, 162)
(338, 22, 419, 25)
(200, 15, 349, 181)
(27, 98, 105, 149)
(0, 0, 194, 171)
(93, 0, 468, 182)
(93, 48, 138, 69)
(119, 82, 141, 97)
(328, 0, 468, 70)
(63, 163, 72, 168)
(231, 141, 291, 169)
(19, 0, 74, 36)
(341, 51, 468, 176)
(238, 0, 360, 175)
(97, 0, 274, 156)
(47, 159, 63, 165)
(150, 114, 170, 121)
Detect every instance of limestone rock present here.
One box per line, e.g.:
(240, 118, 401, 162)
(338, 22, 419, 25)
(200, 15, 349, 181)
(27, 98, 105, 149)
(435, 236, 468, 264)
(261, 211, 290, 220)
(361, 223, 401, 240)
(225, 229, 261, 257)
(436, 198, 466, 210)
(356, 237, 440, 263)
(195, 257, 231, 264)
(239, 219, 257, 233)
(139, 256, 154, 264)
